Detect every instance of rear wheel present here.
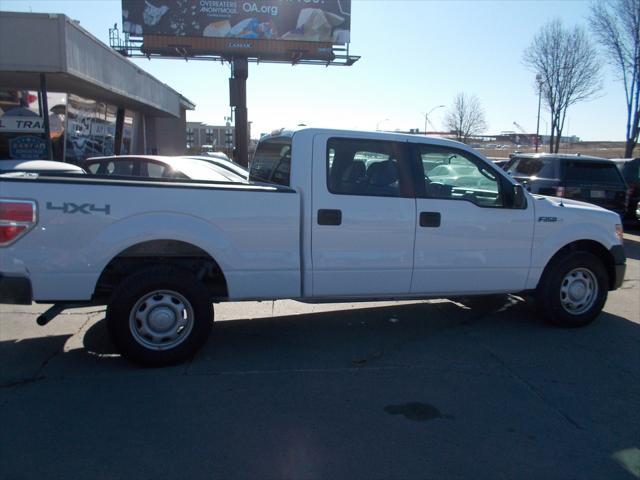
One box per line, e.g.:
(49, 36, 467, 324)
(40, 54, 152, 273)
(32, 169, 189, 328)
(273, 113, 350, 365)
(106, 265, 213, 366)
(536, 251, 608, 327)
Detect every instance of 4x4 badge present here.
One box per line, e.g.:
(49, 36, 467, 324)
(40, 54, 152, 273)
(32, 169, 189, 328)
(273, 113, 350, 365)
(46, 201, 111, 215)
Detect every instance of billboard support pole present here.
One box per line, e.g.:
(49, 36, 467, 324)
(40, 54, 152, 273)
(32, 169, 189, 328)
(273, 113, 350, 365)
(231, 57, 249, 167)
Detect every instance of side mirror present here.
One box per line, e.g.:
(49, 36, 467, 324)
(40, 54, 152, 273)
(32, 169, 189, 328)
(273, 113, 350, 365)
(512, 184, 527, 209)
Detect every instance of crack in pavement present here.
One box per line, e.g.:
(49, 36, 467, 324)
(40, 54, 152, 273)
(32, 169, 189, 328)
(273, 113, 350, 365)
(433, 299, 586, 430)
(1, 311, 106, 389)
(469, 335, 584, 431)
(0, 375, 45, 389)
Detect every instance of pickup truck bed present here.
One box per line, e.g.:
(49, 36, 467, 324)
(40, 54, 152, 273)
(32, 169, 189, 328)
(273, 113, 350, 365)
(0, 175, 301, 302)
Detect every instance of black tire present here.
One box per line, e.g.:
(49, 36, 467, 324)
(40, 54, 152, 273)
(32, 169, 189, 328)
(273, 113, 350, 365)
(536, 251, 608, 328)
(106, 265, 213, 366)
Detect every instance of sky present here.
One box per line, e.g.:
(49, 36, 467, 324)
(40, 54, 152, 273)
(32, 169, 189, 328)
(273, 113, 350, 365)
(0, 0, 629, 141)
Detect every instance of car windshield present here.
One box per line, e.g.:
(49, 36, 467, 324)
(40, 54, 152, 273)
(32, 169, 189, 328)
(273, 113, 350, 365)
(177, 159, 241, 182)
(192, 157, 246, 177)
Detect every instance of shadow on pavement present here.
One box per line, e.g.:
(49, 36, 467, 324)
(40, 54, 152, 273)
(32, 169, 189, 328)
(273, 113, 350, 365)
(623, 235, 640, 261)
(70, 294, 639, 386)
(0, 334, 71, 387)
(79, 295, 533, 371)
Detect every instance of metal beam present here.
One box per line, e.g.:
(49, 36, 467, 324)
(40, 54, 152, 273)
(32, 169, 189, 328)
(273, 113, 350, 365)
(39, 73, 53, 161)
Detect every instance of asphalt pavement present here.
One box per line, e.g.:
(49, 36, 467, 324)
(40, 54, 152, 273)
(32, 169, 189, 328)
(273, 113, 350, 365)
(1, 231, 639, 479)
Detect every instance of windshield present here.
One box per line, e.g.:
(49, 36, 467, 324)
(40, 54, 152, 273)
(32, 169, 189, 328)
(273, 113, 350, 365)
(249, 136, 292, 186)
(177, 159, 240, 182)
(182, 156, 248, 178)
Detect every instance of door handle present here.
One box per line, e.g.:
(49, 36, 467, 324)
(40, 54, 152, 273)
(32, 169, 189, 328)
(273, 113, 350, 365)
(420, 211, 441, 227)
(318, 209, 342, 225)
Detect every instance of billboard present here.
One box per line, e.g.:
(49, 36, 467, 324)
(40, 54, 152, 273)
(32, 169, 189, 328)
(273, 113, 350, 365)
(122, 1, 351, 44)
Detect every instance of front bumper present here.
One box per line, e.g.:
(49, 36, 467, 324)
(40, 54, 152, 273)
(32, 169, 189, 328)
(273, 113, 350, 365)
(0, 273, 32, 304)
(610, 245, 626, 290)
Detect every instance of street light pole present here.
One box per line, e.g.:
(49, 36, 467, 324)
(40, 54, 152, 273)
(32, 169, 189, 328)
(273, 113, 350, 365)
(376, 118, 390, 131)
(535, 74, 543, 153)
(424, 105, 445, 134)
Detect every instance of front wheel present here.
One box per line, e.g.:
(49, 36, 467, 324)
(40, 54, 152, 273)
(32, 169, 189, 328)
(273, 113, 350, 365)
(536, 251, 608, 328)
(106, 265, 213, 366)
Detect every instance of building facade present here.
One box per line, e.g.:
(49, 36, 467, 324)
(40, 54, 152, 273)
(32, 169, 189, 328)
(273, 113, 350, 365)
(0, 12, 194, 164)
(186, 122, 236, 154)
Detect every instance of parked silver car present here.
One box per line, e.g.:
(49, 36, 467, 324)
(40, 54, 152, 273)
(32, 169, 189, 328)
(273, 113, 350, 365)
(84, 155, 247, 183)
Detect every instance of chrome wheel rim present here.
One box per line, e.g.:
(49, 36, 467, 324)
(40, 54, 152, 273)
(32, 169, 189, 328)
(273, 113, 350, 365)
(559, 268, 598, 315)
(129, 290, 194, 350)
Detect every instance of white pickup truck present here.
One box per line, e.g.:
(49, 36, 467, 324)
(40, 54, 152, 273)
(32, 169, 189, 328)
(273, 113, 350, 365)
(0, 128, 626, 365)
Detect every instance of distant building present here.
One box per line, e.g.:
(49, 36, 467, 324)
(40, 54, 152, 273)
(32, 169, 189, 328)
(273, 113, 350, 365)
(540, 134, 580, 144)
(186, 121, 252, 156)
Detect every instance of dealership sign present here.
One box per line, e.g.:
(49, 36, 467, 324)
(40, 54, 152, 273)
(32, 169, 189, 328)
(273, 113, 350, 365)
(0, 117, 45, 133)
(9, 135, 47, 160)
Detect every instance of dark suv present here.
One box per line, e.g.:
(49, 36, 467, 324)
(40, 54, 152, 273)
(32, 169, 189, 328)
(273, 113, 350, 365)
(611, 158, 639, 222)
(505, 154, 628, 218)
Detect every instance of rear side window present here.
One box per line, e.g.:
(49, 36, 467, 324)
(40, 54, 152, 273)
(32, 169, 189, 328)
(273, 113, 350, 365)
(87, 160, 136, 176)
(249, 137, 292, 186)
(564, 161, 625, 185)
(86, 162, 100, 174)
(327, 138, 412, 197)
(145, 161, 168, 178)
(506, 157, 558, 179)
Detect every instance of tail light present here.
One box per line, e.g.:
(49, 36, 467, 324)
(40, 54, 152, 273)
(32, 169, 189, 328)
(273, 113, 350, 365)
(626, 186, 634, 208)
(555, 186, 565, 197)
(0, 199, 37, 246)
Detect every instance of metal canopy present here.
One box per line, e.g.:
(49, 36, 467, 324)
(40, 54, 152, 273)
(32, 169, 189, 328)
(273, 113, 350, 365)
(0, 12, 194, 118)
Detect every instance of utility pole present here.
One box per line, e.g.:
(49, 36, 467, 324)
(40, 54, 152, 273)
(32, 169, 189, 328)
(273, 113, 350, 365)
(535, 74, 543, 153)
(424, 105, 445, 134)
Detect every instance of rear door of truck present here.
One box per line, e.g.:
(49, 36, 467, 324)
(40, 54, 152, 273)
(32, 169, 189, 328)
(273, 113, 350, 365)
(309, 133, 416, 297)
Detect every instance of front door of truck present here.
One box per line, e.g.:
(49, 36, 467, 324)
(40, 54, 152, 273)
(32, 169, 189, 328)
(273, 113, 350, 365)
(311, 134, 416, 297)
(411, 144, 534, 294)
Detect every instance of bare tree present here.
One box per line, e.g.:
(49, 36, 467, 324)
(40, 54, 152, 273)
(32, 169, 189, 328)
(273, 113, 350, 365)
(444, 92, 488, 143)
(523, 20, 601, 153)
(590, 0, 640, 158)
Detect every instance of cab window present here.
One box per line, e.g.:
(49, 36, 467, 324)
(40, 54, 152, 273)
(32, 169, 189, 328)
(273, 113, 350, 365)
(327, 138, 412, 197)
(249, 137, 291, 186)
(418, 145, 503, 207)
